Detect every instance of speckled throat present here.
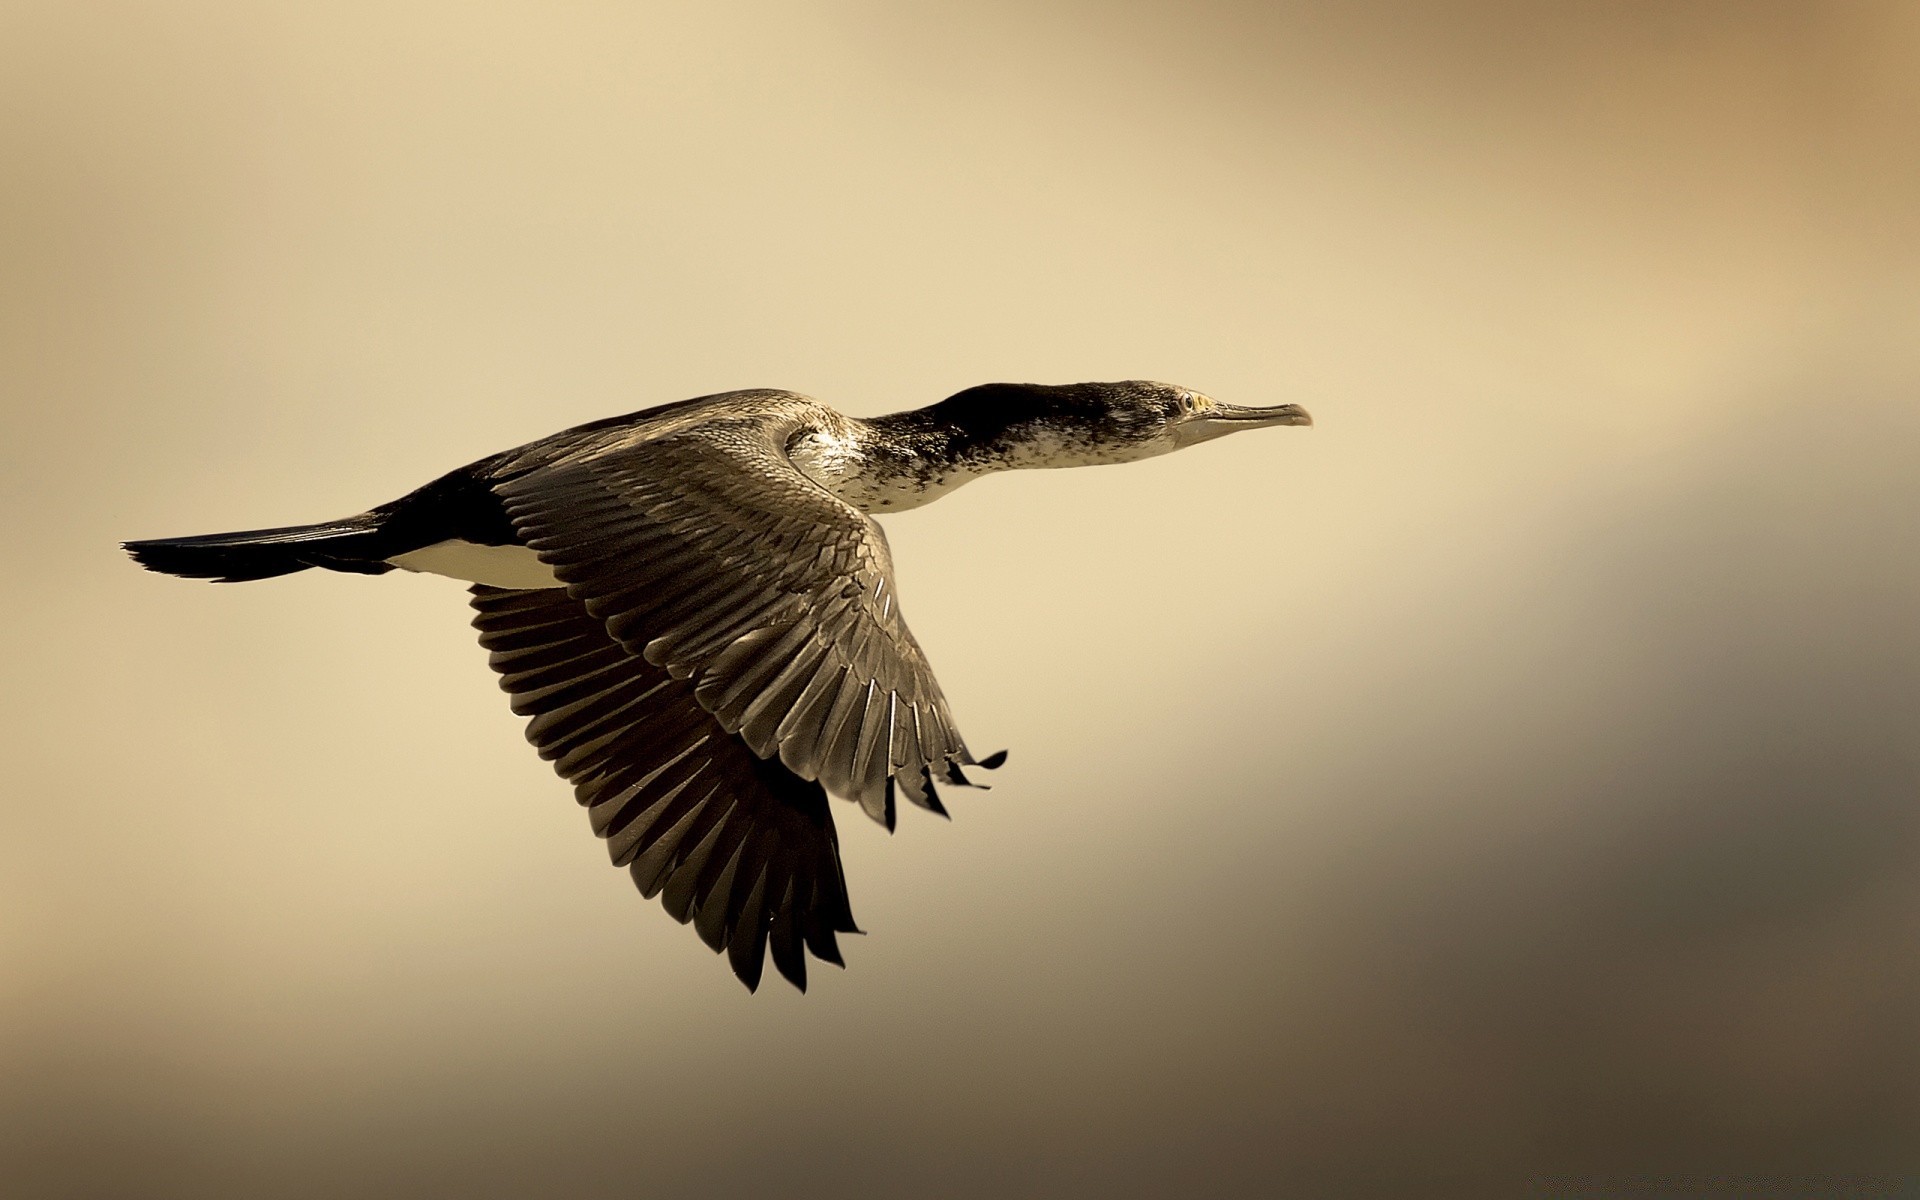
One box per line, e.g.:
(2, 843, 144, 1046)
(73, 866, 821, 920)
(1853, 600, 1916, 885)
(789, 395, 1168, 515)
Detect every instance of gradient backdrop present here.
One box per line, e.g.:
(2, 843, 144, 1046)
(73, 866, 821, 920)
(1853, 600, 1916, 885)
(3, 2, 1917, 1195)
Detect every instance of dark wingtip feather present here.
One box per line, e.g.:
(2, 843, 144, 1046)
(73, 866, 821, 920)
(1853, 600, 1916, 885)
(774, 952, 807, 991)
(944, 760, 990, 790)
(976, 749, 1008, 769)
(729, 935, 768, 993)
(769, 908, 808, 992)
(916, 769, 951, 819)
(806, 926, 845, 966)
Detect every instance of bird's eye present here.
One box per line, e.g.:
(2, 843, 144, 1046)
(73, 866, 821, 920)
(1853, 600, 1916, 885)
(1178, 393, 1196, 414)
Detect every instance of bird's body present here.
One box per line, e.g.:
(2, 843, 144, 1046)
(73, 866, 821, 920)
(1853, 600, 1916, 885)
(126, 381, 1310, 991)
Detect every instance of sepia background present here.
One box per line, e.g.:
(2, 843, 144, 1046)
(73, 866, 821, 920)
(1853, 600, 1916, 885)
(3, 1, 1917, 1194)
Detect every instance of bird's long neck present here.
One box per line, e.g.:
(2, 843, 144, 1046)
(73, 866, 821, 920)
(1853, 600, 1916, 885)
(788, 405, 1045, 514)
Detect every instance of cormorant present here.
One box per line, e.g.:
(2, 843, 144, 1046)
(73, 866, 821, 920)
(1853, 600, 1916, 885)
(125, 381, 1312, 991)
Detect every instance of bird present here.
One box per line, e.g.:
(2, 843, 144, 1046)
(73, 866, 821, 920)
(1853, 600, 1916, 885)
(125, 380, 1312, 991)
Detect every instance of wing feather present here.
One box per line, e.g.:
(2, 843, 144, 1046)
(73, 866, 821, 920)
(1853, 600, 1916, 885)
(470, 585, 856, 991)
(490, 413, 995, 821)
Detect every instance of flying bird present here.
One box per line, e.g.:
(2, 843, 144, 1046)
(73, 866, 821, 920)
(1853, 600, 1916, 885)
(125, 381, 1311, 991)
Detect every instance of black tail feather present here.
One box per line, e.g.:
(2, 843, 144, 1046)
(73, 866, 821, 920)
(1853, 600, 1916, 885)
(124, 517, 395, 583)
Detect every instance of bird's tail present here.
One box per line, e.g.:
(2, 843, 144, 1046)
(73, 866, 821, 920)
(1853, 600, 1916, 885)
(123, 515, 396, 583)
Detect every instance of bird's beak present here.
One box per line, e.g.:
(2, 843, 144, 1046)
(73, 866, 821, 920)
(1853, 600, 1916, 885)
(1176, 402, 1313, 447)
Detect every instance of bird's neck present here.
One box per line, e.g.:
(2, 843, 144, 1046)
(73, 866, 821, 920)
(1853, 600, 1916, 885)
(789, 406, 1065, 514)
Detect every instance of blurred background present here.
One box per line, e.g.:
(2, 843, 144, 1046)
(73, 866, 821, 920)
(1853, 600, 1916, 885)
(3, 1, 1916, 1194)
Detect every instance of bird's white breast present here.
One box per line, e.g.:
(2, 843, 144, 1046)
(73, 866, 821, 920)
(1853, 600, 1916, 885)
(388, 540, 561, 589)
(789, 428, 970, 513)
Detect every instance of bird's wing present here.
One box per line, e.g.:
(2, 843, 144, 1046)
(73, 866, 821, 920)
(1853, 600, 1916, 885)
(470, 584, 859, 992)
(491, 421, 997, 829)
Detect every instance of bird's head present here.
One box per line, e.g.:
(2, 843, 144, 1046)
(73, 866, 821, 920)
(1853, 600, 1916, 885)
(929, 380, 1311, 469)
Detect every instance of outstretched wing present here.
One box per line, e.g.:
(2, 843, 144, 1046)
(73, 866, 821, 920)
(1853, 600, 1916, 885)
(470, 584, 859, 991)
(491, 419, 997, 829)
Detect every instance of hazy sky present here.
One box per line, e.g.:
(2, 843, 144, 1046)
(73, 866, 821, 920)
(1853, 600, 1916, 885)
(3, 2, 1917, 1195)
